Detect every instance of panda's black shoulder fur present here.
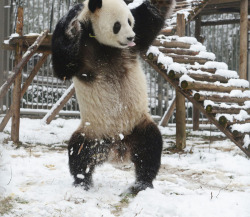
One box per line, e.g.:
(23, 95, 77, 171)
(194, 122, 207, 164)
(51, 2, 165, 81)
(52, 3, 94, 80)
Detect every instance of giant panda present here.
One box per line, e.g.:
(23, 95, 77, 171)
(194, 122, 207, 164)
(52, 0, 175, 194)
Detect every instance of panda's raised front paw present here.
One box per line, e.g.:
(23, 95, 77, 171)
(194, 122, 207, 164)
(66, 19, 81, 38)
(125, 181, 153, 195)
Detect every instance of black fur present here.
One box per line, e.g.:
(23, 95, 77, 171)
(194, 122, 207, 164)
(68, 119, 163, 193)
(125, 120, 162, 194)
(68, 131, 112, 190)
(51, 2, 164, 81)
(51, 4, 84, 80)
(88, 0, 102, 13)
(131, 1, 165, 51)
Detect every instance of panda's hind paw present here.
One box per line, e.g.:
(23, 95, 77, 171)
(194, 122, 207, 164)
(73, 178, 93, 191)
(124, 181, 153, 195)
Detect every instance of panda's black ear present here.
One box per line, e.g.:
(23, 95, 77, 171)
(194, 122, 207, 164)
(88, 0, 102, 13)
(124, 0, 133, 5)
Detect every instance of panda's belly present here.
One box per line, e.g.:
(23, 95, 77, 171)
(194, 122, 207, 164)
(73, 61, 150, 139)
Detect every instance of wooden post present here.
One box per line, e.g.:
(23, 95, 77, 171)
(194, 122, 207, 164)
(159, 97, 176, 127)
(0, 0, 9, 114)
(11, 6, 23, 143)
(176, 13, 186, 150)
(193, 14, 202, 131)
(239, 0, 248, 79)
(0, 53, 49, 132)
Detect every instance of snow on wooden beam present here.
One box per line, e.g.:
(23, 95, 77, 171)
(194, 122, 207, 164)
(218, 115, 250, 127)
(205, 105, 250, 114)
(153, 40, 191, 49)
(194, 93, 250, 104)
(168, 71, 229, 83)
(181, 80, 248, 92)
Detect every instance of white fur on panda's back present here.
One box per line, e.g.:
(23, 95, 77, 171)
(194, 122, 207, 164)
(73, 58, 151, 139)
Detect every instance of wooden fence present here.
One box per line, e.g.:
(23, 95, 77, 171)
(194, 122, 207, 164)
(0, 0, 249, 124)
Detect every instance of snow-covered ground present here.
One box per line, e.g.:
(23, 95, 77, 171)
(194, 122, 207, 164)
(0, 118, 250, 217)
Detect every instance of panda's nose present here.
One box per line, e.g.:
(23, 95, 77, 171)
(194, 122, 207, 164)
(127, 37, 134, 42)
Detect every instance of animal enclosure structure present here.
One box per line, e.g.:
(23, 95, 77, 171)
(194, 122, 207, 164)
(0, 0, 250, 156)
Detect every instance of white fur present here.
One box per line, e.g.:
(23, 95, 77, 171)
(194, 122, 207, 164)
(73, 58, 151, 139)
(78, 0, 135, 48)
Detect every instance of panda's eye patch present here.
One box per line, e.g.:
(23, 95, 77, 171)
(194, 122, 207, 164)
(128, 19, 131, 26)
(113, 22, 121, 34)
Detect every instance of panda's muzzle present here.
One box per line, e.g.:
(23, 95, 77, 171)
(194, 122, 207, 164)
(119, 37, 136, 47)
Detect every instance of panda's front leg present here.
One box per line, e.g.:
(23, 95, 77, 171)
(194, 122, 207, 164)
(68, 131, 111, 190)
(66, 18, 81, 39)
(126, 119, 163, 194)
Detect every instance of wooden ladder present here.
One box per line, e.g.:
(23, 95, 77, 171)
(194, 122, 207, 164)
(142, 33, 250, 157)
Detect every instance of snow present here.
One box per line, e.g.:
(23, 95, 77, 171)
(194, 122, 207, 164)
(177, 36, 197, 44)
(1, 118, 249, 217)
(231, 123, 250, 133)
(24, 33, 40, 36)
(204, 62, 228, 70)
(215, 69, 239, 79)
(197, 51, 216, 60)
(190, 43, 206, 52)
(179, 74, 195, 84)
(216, 110, 250, 122)
(128, 0, 145, 9)
(157, 53, 173, 67)
(167, 63, 187, 74)
(243, 135, 250, 149)
(228, 79, 249, 88)
(204, 100, 215, 107)
(4, 33, 20, 45)
(146, 46, 160, 56)
(119, 133, 124, 140)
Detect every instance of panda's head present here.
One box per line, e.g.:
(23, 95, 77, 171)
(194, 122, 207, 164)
(80, 0, 136, 48)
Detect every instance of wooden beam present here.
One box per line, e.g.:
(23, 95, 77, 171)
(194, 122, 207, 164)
(153, 40, 191, 49)
(194, 93, 250, 103)
(201, 19, 244, 26)
(181, 80, 248, 92)
(239, 0, 248, 79)
(193, 14, 202, 131)
(163, 53, 209, 65)
(11, 6, 23, 143)
(206, 105, 250, 114)
(8, 34, 52, 47)
(219, 115, 250, 127)
(159, 97, 176, 127)
(208, 0, 241, 4)
(176, 13, 186, 150)
(2, 43, 51, 54)
(159, 48, 199, 56)
(0, 53, 49, 132)
(0, 30, 49, 100)
(168, 71, 229, 83)
(43, 84, 75, 124)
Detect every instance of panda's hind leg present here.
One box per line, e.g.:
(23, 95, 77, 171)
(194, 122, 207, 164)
(68, 131, 111, 190)
(126, 118, 163, 194)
